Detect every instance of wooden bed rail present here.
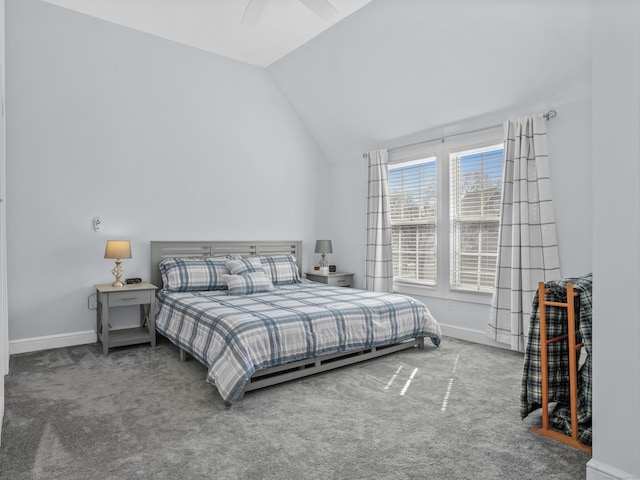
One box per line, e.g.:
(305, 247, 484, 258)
(178, 337, 426, 401)
(531, 281, 592, 454)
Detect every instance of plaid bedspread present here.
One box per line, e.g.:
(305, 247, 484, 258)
(520, 273, 592, 445)
(156, 281, 442, 407)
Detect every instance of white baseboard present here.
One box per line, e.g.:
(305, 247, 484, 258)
(439, 323, 514, 350)
(587, 460, 639, 480)
(9, 330, 96, 355)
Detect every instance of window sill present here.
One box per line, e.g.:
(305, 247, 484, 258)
(393, 282, 493, 306)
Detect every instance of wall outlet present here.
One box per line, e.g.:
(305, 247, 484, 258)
(447, 300, 453, 310)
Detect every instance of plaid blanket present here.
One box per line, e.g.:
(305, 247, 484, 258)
(520, 273, 592, 445)
(156, 281, 442, 407)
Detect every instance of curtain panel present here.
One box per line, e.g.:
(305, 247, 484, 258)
(365, 149, 393, 292)
(488, 115, 561, 351)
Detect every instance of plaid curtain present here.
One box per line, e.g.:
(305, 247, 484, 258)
(488, 115, 561, 351)
(365, 149, 393, 292)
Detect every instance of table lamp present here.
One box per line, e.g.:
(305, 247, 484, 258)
(315, 240, 333, 273)
(104, 240, 132, 287)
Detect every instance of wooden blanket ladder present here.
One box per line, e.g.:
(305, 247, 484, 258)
(531, 281, 592, 454)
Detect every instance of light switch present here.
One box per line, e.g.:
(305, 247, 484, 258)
(93, 217, 101, 232)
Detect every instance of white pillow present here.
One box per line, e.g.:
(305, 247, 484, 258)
(258, 255, 301, 285)
(159, 257, 230, 291)
(225, 257, 265, 276)
(224, 271, 275, 296)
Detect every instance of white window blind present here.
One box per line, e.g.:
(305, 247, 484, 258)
(449, 145, 503, 292)
(388, 157, 437, 285)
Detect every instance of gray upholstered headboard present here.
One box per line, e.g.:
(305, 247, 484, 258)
(150, 240, 303, 288)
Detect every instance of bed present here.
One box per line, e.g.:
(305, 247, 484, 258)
(151, 240, 442, 407)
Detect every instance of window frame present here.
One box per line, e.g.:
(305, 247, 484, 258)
(388, 128, 503, 305)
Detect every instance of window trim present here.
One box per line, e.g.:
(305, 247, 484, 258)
(388, 128, 503, 305)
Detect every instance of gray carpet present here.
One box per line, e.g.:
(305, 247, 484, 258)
(0, 336, 590, 479)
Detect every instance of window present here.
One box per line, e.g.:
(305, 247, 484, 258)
(389, 157, 438, 285)
(388, 133, 504, 300)
(449, 146, 503, 292)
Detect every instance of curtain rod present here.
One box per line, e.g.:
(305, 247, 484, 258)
(362, 109, 558, 158)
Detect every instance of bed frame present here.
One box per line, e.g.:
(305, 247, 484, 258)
(150, 240, 425, 399)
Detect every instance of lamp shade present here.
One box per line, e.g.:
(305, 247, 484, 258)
(104, 240, 132, 259)
(314, 240, 333, 254)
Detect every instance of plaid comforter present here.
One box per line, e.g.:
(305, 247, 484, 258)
(520, 273, 592, 445)
(156, 281, 442, 407)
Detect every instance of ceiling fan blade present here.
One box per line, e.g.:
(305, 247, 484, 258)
(299, 0, 338, 21)
(241, 0, 269, 25)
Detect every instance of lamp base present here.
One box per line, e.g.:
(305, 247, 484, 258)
(111, 260, 125, 287)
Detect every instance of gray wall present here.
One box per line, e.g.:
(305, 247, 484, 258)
(6, 0, 330, 340)
(591, 1, 640, 477)
(269, 0, 593, 335)
(6, 0, 595, 343)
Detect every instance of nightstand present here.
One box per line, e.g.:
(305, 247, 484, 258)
(95, 282, 158, 355)
(305, 271, 354, 287)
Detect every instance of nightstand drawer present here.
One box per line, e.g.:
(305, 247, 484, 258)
(306, 272, 354, 287)
(108, 290, 152, 307)
(330, 277, 352, 287)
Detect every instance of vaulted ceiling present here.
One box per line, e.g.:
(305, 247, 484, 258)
(41, 0, 373, 67)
